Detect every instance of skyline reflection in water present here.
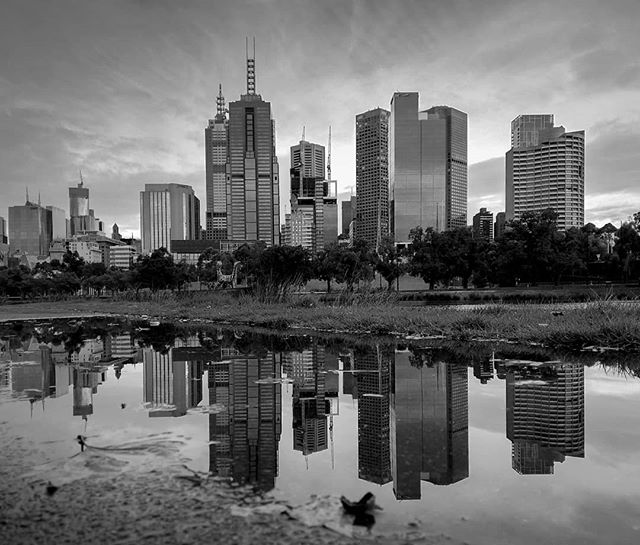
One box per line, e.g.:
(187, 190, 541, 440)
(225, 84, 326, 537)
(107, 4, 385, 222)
(2, 320, 639, 544)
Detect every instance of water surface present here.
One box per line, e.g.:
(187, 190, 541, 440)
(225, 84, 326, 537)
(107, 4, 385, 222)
(1, 319, 639, 544)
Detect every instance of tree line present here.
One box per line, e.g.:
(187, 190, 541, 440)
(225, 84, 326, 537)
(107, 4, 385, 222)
(1, 209, 639, 300)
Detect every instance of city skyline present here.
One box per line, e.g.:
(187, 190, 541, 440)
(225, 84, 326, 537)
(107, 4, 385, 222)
(1, 0, 638, 237)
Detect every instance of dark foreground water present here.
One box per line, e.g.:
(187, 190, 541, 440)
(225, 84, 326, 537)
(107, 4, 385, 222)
(1, 319, 639, 544)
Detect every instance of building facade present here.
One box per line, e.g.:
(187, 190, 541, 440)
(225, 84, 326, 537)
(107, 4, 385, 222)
(355, 108, 389, 248)
(389, 93, 468, 244)
(341, 196, 356, 236)
(109, 245, 137, 269)
(8, 201, 52, 258)
(506, 114, 585, 231)
(226, 51, 279, 246)
(472, 208, 494, 242)
(494, 211, 506, 240)
(205, 85, 229, 240)
(139, 183, 200, 254)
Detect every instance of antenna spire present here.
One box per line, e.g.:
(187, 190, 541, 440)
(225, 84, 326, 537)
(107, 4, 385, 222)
(246, 37, 256, 95)
(26, 187, 29, 204)
(327, 125, 332, 181)
(301, 126, 305, 141)
(216, 84, 225, 117)
(38, 192, 41, 206)
(79, 169, 84, 187)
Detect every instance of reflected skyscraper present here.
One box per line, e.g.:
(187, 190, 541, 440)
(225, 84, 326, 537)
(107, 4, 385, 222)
(391, 350, 469, 499)
(506, 362, 584, 475)
(283, 344, 329, 456)
(389, 94, 467, 243)
(355, 348, 392, 485)
(208, 346, 282, 492)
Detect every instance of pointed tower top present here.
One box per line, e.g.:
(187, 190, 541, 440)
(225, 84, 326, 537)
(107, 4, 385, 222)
(216, 83, 226, 118)
(79, 169, 84, 187)
(26, 187, 29, 205)
(38, 192, 41, 206)
(327, 125, 332, 182)
(246, 36, 256, 95)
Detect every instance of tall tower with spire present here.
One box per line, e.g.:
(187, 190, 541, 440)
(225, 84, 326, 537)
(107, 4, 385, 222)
(205, 84, 229, 240)
(225, 39, 280, 245)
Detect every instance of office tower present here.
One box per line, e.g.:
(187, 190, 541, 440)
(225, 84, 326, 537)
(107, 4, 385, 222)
(286, 139, 337, 252)
(0, 216, 7, 244)
(68, 175, 102, 235)
(341, 196, 356, 236)
(506, 114, 585, 231)
(391, 350, 469, 499)
(355, 348, 392, 485)
(494, 211, 506, 240)
(473, 359, 494, 384)
(355, 108, 389, 247)
(46, 206, 66, 239)
(506, 362, 584, 475)
(139, 183, 200, 254)
(205, 85, 229, 240)
(226, 43, 279, 245)
(8, 199, 53, 258)
(389, 94, 468, 244)
(472, 208, 494, 242)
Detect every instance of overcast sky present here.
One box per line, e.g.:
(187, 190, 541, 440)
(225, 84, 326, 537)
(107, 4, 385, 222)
(1, 0, 639, 237)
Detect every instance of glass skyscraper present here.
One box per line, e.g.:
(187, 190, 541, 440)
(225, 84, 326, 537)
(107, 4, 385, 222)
(355, 108, 389, 248)
(389, 93, 468, 244)
(389, 93, 467, 243)
(506, 114, 585, 231)
(8, 200, 53, 257)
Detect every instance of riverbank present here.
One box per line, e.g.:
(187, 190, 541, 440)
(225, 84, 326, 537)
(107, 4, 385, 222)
(1, 292, 639, 352)
(0, 422, 461, 545)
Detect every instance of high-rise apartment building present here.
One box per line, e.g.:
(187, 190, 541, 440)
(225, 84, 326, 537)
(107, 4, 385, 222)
(226, 46, 279, 245)
(205, 85, 229, 240)
(389, 94, 468, 244)
(506, 114, 585, 231)
(355, 108, 389, 248)
(472, 208, 494, 242)
(8, 200, 53, 258)
(139, 183, 200, 254)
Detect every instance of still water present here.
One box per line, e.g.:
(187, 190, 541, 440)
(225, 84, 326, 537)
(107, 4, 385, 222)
(1, 319, 639, 544)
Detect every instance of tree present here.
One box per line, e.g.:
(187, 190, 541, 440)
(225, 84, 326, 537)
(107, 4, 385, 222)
(375, 235, 403, 290)
(132, 248, 177, 292)
(407, 227, 447, 290)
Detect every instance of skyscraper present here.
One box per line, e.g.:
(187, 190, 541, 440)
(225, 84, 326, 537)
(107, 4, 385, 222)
(285, 139, 334, 252)
(205, 85, 228, 240)
(139, 183, 200, 254)
(472, 208, 494, 242)
(341, 196, 357, 236)
(355, 108, 389, 248)
(226, 43, 279, 245)
(389, 94, 468, 244)
(8, 199, 53, 258)
(506, 114, 585, 231)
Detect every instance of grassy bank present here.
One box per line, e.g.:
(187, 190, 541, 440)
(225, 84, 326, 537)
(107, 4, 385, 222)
(1, 290, 639, 352)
